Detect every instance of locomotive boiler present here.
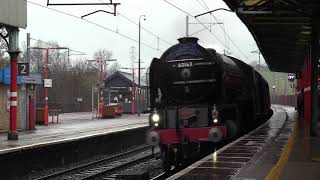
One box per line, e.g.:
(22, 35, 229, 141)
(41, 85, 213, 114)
(146, 37, 271, 170)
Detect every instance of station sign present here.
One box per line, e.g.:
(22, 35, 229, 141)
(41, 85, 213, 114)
(44, 79, 52, 88)
(76, 97, 83, 102)
(1, 67, 42, 85)
(93, 87, 99, 92)
(17, 63, 30, 76)
(288, 73, 295, 82)
(20, 74, 42, 85)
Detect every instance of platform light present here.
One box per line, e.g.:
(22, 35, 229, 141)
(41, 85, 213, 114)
(155, 123, 159, 127)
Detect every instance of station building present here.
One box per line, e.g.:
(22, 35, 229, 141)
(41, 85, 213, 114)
(0, 67, 41, 131)
(103, 71, 148, 113)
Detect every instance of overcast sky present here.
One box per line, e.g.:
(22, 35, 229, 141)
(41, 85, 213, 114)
(18, 0, 265, 73)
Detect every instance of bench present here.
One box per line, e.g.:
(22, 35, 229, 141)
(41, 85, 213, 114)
(49, 109, 62, 123)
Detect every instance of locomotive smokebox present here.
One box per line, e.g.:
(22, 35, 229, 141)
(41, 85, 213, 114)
(155, 36, 221, 105)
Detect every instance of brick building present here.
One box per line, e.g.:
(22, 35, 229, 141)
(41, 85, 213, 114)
(104, 71, 148, 113)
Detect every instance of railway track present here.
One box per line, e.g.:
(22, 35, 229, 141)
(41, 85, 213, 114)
(35, 145, 152, 180)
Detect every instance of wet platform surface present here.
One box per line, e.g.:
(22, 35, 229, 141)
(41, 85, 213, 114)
(168, 105, 295, 180)
(0, 112, 148, 155)
(278, 110, 320, 180)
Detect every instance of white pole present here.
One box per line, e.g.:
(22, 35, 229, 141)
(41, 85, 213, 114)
(97, 90, 100, 118)
(91, 86, 94, 120)
(186, 15, 189, 37)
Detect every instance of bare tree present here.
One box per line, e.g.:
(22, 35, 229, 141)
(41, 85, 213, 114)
(93, 49, 113, 61)
(0, 28, 9, 69)
(91, 48, 119, 79)
(105, 62, 121, 78)
(10, 40, 119, 112)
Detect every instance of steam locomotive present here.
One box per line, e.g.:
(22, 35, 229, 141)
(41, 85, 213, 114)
(146, 37, 271, 170)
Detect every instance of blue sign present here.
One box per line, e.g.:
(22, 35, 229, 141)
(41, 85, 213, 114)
(0, 70, 3, 83)
(1, 67, 41, 85)
(3, 67, 22, 85)
(20, 73, 42, 85)
(4, 67, 10, 84)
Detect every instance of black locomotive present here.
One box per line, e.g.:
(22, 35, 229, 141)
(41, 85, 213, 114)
(146, 37, 271, 170)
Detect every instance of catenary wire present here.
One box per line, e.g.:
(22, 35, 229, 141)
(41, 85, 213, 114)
(161, 0, 242, 59)
(26, 0, 162, 52)
(99, 0, 175, 46)
(196, 0, 251, 61)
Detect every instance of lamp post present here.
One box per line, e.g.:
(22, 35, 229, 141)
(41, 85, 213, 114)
(145, 67, 150, 109)
(272, 85, 276, 103)
(138, 15, 146, 117)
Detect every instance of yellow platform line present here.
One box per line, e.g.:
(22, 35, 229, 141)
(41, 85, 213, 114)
(266, 121, 297, 180)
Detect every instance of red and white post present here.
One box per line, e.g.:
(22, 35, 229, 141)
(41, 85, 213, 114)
(8, 52, 20, 140)
(44, 48, 49, 126)
(7, 28, 20, 140)
(132, 69, 135, 114)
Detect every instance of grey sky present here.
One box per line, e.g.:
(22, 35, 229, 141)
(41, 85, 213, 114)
(18, 0, 265, 73)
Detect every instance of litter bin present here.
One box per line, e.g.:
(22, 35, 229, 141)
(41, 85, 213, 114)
(36, 108, 45, 124)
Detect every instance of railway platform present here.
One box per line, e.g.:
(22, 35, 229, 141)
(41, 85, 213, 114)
(0, 112, 149, 179)
(168, 105, 319, 180)
(0, 112, 148, 155)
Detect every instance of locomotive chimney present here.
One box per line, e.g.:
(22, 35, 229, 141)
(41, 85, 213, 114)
(178, 37, 199, 44)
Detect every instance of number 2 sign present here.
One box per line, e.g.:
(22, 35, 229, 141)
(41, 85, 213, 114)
(18, 63, 29, 76)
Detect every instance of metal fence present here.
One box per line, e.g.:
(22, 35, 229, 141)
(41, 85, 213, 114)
(36, 102, 83, 113)
(271, 95, 296, 107)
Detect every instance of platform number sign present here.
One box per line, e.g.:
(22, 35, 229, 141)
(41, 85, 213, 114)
(18, 63, 29, 76)
(288, 73, 295, 82)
